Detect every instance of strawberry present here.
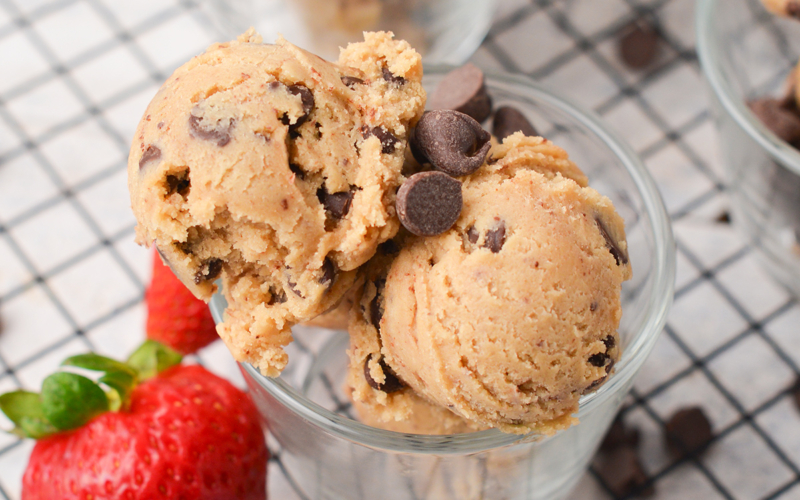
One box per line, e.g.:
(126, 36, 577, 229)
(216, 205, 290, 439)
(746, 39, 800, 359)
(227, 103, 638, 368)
(147, 250, 219, 354)
(0, 341, 268, 500)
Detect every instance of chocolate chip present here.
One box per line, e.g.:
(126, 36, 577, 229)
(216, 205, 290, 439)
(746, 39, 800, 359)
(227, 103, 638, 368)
(267, 287, 287, 305)
(318, 187, 353, 219)
(194, 258, 222, 284)
(287, 84, 314, 127)
(595, 447, 654, 498)
(590, 301, 598, 312)
(381, 66, 405, 85)
(466, 226, 479, 244)
(618, 19, 660, 69)
(748, 98, 800, 145)
(412, 110, 491, 177)
(788, 1, 800, 19)
(188, 114, 233, 147)
(397, 171, 462, 236)
(289, 163, 306, 180)
(319, 258, 336, 289)
(492, 106, 538, 141)
(588, 352, 610, 368)
(362, 126, 399, 154)
(369, 278, 385, 330)
(664, 407, 713, 460)
(428, 63, 492, 123)
(595, 217, 629, 266)
(166, 172, 190, 197)
(716, 211, 731, 224)
(603, 335, 616, 349)
(378, 239, 400, 255)
(139, 145, 161, 169)
(341, 76, 364, 88)
(364, 354, 404, 393)
(600, 413, 640, 452)
(287, 276, 302, 297)
(482, 220, 506, 253)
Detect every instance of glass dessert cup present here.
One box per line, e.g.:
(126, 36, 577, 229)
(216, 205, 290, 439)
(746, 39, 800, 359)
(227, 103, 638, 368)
(199, 0, 496, 65)
(697, 0, 800, 297)
(209, 68, 675, 500)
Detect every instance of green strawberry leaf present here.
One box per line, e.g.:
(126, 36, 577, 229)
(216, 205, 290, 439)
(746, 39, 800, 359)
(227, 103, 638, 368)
(41, 373, 108, 431)
(0, 391, 58, 439)
(18, 415, 58, 440)
(99, 370, 136, 411)
(62, 353, 137, 378)
(126, 340, 182, 381)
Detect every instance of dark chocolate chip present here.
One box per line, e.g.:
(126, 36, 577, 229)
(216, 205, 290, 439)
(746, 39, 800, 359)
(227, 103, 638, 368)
(412, 110, 491, 177)
(588, 352, 610, 368)
(396, 171, 462, 236)
(364, 354, 404, 393)
(603, 335, 616, 350)
(267, 287, 287, 305)
(369, 278, 385, 330)
(289, 163, 306, 180)
(428, 63, 492, 123)
(748, 98, 800, 145)
(595, 217, 629, 266)
(139, 145, 161, 169)
(378, 239, 400, 255)
(362, 126, 399, 154)
(619, 19, 660, 69)
(318, 187, 354, 219)
(482, 220, 506, 253)
(595, 447, 654, 498)
(287, 84, 314, 127)
(788, 1, 800, 19)
(194, 258, 222, 284)
(664, 407, 713, 460)
(287, 276, 302, 297)
(466, 225, 479, 244)
(381, 66, 405, 85)
(600, 413, 640, 452)
(590, 301, 599, 312)
(716, 211, 731, 224)
(166, 173, 190, 197)
(319, 258, 336, 289)
(188, 114, 233, 147)
(341, 76, 365, 88)
(492, 106, 538, 141)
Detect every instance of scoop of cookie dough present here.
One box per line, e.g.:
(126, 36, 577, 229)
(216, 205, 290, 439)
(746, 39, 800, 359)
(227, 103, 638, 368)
(350, 133, 632, 435)
(128, 29, 425, 376)
(762, 0, 800, 18)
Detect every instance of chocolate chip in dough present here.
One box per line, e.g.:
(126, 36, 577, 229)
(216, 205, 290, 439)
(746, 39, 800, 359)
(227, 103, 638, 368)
(618, 19, 660, 70)
(412, 110, 491, 177)
(267, 287, 287, 305)
(364, 354, 404, 393)
(378, 239, 400, 255)
(492, 106, 538, 141)
(588, 352, 610, 368)
(482, 220, 506, 253)
(428, 63, 492, 123)
(317, 187, 354, 219)
(369, 278, 385, 329)
(139, 145, 161, 169)
(319, 258, 336, 289)
(341, 76, 365, 88)
(287, 84, 315, 127)
(664, 407, 713, 460)
(194, 258, 222, 284)
(748, 98, 800, 146)
(466, 226, 479, 244)
(595, 217, 629, 266)
(595, 447, 654, 498)
(288, 163, 306, 180)
(188, 114, 233, 147)
(362, 126, 399, 154)
(397, 171, 462, 236)
(381, 66, 405, 85)
(165, 172, 190, 197)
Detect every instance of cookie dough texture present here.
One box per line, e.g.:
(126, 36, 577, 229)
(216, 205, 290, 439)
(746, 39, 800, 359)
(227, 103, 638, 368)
(128, 30, 425, 376)
(762, 0, 800, 17)
(348, 134, 631, 434)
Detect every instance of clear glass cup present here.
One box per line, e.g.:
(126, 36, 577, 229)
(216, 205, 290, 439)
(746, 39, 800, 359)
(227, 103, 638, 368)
(697, 0, 800, 297)
(209, 68, 675, 500)
(198, 0, 496, 65)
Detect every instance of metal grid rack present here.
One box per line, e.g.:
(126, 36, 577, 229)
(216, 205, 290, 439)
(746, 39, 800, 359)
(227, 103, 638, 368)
(1, 0, 799, 498)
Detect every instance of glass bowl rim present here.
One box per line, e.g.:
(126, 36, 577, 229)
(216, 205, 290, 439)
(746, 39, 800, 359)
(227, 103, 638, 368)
(212, 67, 676, 455)
(424, 0, 497, 66)
(695, 0, 800, 176)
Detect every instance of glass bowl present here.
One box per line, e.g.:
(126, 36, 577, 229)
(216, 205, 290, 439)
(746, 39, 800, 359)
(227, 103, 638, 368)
(697, 0, 800, 297)
(210, 68, 675, 500)
(199, 0, 496, 65)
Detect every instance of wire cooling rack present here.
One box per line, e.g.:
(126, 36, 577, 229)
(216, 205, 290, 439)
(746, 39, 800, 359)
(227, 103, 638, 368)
(1, 0, 800, 498)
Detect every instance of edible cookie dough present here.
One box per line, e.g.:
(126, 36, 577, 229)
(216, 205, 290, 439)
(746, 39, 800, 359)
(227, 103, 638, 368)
(348, 133, 631, 435)
(128, 30, 425, 376)
(762, 0, 800, 18)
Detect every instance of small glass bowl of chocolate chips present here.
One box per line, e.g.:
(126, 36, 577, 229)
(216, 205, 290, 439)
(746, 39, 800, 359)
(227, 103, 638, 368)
(698, 0, 800, 297)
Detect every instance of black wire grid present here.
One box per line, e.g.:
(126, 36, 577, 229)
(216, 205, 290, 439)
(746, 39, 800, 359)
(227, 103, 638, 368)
(0, 0, 799, 498)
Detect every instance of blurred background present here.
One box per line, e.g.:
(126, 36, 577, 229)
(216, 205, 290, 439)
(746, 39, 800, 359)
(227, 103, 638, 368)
(1, 0, 800, 498)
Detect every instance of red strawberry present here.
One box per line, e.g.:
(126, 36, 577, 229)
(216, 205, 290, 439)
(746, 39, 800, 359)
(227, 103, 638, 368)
(147, 250, 219, 354)
(0, 341, 268, 500)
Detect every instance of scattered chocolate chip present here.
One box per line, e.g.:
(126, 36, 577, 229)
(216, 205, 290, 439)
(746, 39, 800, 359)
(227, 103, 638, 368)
(194, 258, 222, 284)
(397, 171, 462, 236)
(428, 63, 492, 123)
(748, 98, 800, 146)
(378, 239, 400, 255)
(595, 217, 629, 266)
(362, 126, 399, 154)
(139, 145, 161, 169)
(319, 258, 336, 289)
(590, 301, 598, 312)
(381, 66, 405, 85)
(618, 19, 660, 70)
(482, 220, 506, 253)
(466, 225, 479, 244)
(188, 114, 233, 147)
(600, 413, 640, 452)
(664, 407, 713, 460)
(412, 110, 491, 177)
(318, 187, 354, 219)
(267, 287, 287, 305)
(588, 352, 610, 368)
(369, 278, 385, 330)
(166, 173, 190, 197)
(492, 106, 538, 141)
(341, 75, 365, 88)
(715, 211, 731, 224)
(289, 163, 306, 180)
(364, 354, 404, 393)
(287, 84, 314, 127)
(595, 447, 654, 498)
